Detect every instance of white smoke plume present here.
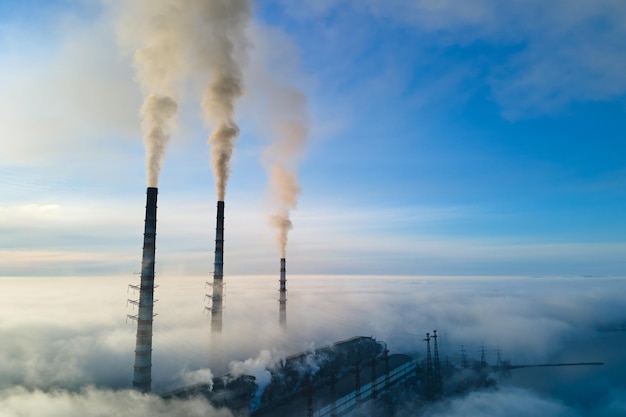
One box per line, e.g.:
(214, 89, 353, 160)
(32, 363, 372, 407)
(190, 0, 251, 201)
(269, 164, 301, 257)
(178, 368, 214, 391)
(113, 0, 251, 191)
(264, 94, 309, 258)
(228, 349, 284, 412)
(141, 94, 178, 186)
(114, 0, 191, 187)
(229, 22, 310, 258)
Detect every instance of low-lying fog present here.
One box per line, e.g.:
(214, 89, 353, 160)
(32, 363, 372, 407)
(2, 274, 625, 416)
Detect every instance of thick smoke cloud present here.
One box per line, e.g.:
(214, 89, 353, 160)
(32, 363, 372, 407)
(141, 94, 178, 186)
(229, 349, 285, 411)
(193, 0, 251, 201)
(114, 0, 191, 187)
(114, 0, 251, 192)
(178, 368, 214, 391)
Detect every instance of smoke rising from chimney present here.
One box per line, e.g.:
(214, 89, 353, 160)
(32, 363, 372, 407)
(141, 95, 177, 187)
(115, 0, 190, 187)
(229, 349, 284, 412)
(115, 0, 251, 192)
(265, 98, 309, 258)
(193, 0, 251, 201)
(269, 165, 300, 258)
(241, 25, 309, 258)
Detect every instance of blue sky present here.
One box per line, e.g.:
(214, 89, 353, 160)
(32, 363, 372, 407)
(1, 0, 626, 276)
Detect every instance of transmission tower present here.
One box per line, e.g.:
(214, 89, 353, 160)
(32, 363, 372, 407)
(480, 343, 487, 368)
(424, 333, 434, 400)
(432, 330, 442, 398)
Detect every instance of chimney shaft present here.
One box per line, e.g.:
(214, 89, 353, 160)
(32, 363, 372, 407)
(213, 201, 224, 280)
(280, 258, 286, 293)
(279, 257, 287, 329)
(211, 201, 225, 333)
(133, 187, 158, 393)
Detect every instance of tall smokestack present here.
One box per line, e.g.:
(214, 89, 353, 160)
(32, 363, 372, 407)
(132, 187, 158, 393)
(211, 201, 225, 333)
(279, 257, 287, 329)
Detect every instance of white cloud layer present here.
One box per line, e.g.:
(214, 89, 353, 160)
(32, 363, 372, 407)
(1, 274, 624, 416)
(0, 387, 233, 417)
(420, 387, 580, 417)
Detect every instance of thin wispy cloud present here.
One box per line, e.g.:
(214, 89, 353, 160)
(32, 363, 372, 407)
(273, 0, 626, 118)
(0, 15, 140, 168)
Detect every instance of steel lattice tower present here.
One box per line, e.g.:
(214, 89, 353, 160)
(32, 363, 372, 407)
(432, 330, 442, 398)
(424, 332, 434, 400)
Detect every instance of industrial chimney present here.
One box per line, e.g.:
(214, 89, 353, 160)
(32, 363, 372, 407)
(132, 187, 158, 393)
(279, 257, 287, 329)
(211, 201, 225, 333)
